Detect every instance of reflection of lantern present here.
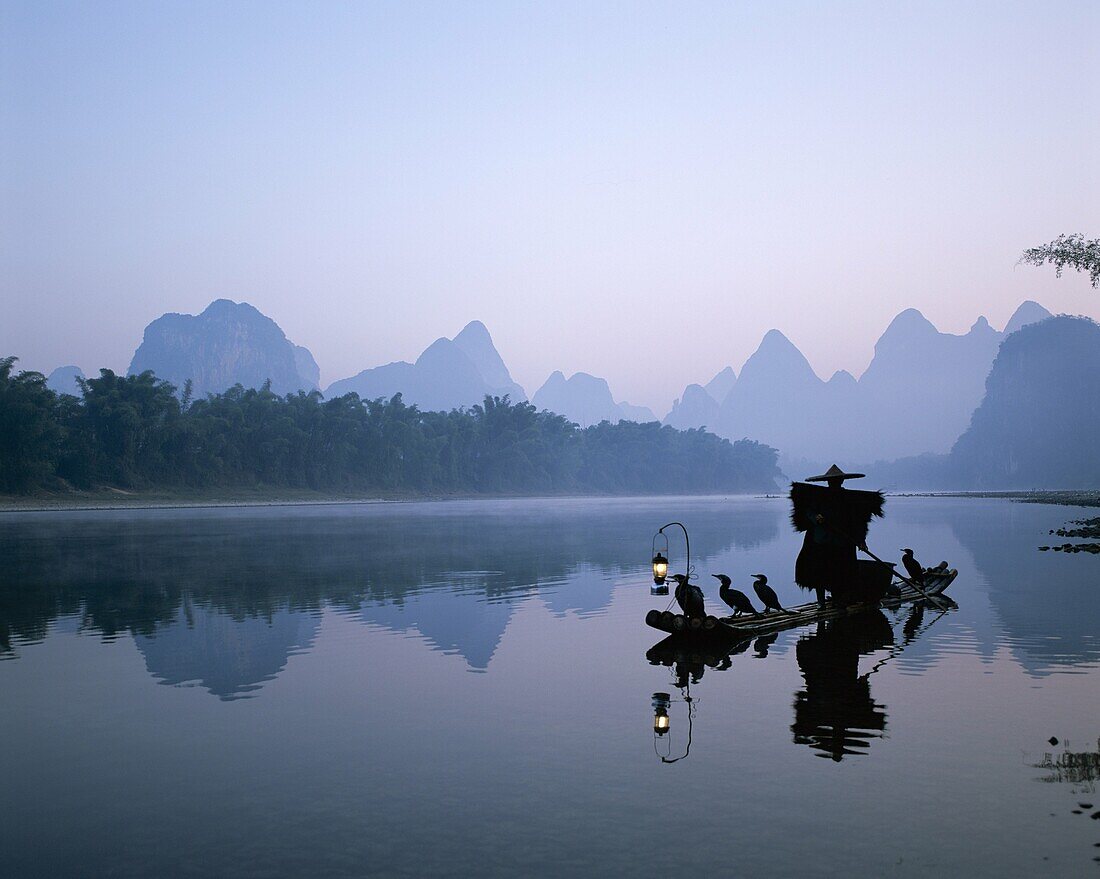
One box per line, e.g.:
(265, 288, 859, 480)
(652, 552, 668, 586)
(652, 692, 671, 736)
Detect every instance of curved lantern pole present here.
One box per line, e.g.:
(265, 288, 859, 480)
(653, 521, 691, 584)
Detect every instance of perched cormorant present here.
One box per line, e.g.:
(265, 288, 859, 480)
(670, 574, 706, 619)
(711, 574, 759, 617)
(752, 574, 789, 613)
(900, 548, 925, 586)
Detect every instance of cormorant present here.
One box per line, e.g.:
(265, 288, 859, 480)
(670, 574, 706, 619)
(752, 574, 790, 613)
(711, 574, 758, 617)
(900, 548, 925, 586)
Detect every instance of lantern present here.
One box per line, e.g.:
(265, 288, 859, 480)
(652, 551, 668, 586)
(651, 530, 670, 594)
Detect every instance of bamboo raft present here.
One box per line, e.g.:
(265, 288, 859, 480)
(644, 567, 957, 643)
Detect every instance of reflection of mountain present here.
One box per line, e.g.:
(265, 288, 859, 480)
(360, 589, 514, 671)
(538, 565, 619, 618)
(948, 501, 1100, 674)
(135, 601, 319, 699)
(0, 500, 770, 684)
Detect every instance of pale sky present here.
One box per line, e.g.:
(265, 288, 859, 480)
(3, 1, 1098, 413)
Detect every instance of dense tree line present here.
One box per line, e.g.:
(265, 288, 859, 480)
(0, 357, 779, 495)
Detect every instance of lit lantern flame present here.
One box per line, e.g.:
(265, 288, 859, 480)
(652, 552, 668, 586)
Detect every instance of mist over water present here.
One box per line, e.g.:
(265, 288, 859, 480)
(1, 496, 1098, 877)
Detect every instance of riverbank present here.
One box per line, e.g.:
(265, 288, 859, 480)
(932, 490, 1100, 508)
(0, 487, 401, 512)
(4, 487, 1099, 514)
(0, 487, 778, 513)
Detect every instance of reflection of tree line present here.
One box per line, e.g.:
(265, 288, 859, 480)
(0, 504, 780, 656)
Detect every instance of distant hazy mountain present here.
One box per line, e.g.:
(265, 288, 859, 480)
(715, 329, 826, 452)
(46, 365, 84, 396)
(616, 401, 659, 423)
(452, 320, 526, 401)
(129, 299, 319, 397)
(531, 371, 656, 427)
(704, 366, 737, 405)
(951, 316, 1100, 488)
(1003, 300, 1052, 336)
(664, 383, 720, 430)
(292, 345, 320, 391)
(708, 301, 1051, 465)
(325, 321, 526, 411)
(664, 367, 735, 430)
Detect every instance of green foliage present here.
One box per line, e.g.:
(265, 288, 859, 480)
(0, 357, 60, 492)
(0, 358, 780, 496)
(1020, 233, 1100, 288)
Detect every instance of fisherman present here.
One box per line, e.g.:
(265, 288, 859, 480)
(790, 464, 885, 605)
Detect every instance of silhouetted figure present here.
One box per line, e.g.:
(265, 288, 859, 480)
(901, 548, 925, 586)
(712, 574, 758, 617)
(790, 465, 884, 605)
(670, 574, 705, 619)
(791, 609, 893, 761)
(752, 574, 788, 613)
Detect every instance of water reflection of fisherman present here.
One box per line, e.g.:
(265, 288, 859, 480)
(790, 464, 885, 605)
(791, 609, 893, 761)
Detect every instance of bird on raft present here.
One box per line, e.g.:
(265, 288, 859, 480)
(669, 574, 706, 619)
(711, 574, 759, 617)
(751, 574, 790, 614)
(900, 548, 925, 586)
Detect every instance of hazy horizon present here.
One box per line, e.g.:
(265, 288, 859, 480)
(3, 1, 1099, 412)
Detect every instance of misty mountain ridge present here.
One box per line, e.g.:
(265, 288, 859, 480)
(950, 315, 1100, 488)
(128, 299, 319, 398)
(452, 320, 526, 401)
(119, 297, 1058, 470)
(325, 320, 526, 411)
(531, 371, 657, 428)
(665, 301, 1052, 466)
(860, 315, 1100, 489)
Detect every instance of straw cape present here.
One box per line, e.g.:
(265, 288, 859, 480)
(790, 477, 885, 598)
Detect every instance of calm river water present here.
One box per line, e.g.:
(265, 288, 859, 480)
(1, 496, 1098, 877)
